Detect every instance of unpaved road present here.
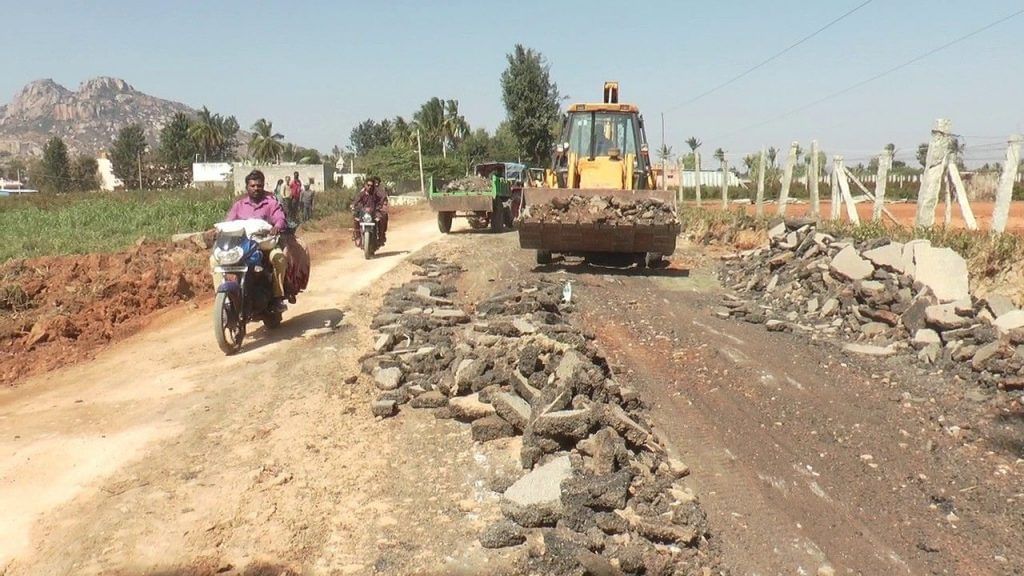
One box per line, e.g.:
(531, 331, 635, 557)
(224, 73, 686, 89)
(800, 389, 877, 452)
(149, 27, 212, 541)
(5, 210, 1023, 575)
(448, 232, 1024, 576)
(0, 209, 527, 575)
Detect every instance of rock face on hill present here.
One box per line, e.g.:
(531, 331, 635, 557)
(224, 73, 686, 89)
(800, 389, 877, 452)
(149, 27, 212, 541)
(0, 77, 193, 156)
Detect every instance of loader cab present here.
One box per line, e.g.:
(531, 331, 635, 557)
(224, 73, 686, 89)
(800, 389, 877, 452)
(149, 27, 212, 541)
(553, 106, 654, 190)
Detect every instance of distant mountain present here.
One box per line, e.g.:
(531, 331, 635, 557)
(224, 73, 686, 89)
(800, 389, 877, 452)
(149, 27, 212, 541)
(0, 77, 194, 157)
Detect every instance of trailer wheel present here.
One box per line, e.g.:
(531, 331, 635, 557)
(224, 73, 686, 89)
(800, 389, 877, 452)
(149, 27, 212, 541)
(536, 250, 552, 265)
(490, 200, 504, 233)
(437, 211, 453, 233)
(503, 205, 514, 228)
(645, 252, 664, 268)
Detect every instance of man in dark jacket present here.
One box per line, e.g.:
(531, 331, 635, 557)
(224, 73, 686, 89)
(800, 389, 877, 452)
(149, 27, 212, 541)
(352, 177, 389, 245)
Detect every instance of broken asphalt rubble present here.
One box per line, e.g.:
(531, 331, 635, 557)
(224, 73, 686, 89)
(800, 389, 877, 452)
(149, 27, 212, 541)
(521, 195, 680, 227)
(718, 221, 1024, 390)
(360, 257, 723, 575)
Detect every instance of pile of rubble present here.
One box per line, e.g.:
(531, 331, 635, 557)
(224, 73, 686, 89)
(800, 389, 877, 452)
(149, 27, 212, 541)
(521, 195, 679, 226)
(718, 222, 1024, 388)
(361, 258, 723, 575)
(442, 175, 492, 192)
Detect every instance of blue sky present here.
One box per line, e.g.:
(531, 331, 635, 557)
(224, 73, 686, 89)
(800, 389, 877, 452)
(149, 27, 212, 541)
(2, 0, 1021, 167)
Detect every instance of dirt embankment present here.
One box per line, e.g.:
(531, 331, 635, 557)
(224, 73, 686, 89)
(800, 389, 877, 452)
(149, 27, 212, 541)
(0, 237, 212, 385)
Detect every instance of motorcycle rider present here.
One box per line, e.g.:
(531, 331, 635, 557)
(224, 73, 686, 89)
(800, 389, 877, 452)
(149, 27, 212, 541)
(211, 169, 289, 312)
(352, 176, 389, 246)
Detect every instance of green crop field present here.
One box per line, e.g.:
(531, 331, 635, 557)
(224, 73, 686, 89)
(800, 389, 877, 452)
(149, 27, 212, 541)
(0, 187, 355, 263)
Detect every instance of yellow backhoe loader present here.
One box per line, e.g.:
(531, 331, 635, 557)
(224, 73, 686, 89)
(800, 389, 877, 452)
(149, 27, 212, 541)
(517, 82, 679, 267)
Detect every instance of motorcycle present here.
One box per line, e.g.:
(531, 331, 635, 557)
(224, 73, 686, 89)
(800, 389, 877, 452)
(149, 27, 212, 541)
(210, 219, 289, 354)
(355, 208, 381, 259)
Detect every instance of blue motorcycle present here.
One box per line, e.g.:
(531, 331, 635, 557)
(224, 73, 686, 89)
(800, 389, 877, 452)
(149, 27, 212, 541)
(210, 220, 286, 354)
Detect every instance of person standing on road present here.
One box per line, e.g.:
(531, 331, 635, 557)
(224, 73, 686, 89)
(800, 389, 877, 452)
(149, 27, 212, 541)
(289, 171, 303, 216)
(300, 177, 315, 222)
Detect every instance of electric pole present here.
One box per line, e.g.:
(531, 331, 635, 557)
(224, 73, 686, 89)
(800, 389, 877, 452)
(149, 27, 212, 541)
(416, 129, 425, 195)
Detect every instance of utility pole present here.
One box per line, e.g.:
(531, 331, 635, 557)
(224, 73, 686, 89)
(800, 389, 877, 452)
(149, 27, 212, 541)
(809, 140, 820, 219)
(915, 118, 952, 228)
(137, 151, 143, 190)
(755, 147, 766, 217)
(416, 129, 425, 195)
(660, 113, 666, 191)
(993, 134, 1022, 233)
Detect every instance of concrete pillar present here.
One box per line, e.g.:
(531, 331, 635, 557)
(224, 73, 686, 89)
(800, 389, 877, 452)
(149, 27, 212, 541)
(720, 157, 729, 209)
(694, 152, 702, 207)
(835, 156, 859, 224)
(777, 141, 798, 216)
(872, 149, 892, 222)
(915, 119, 952, 228)
(809, 140, 820, 219)
(830, 156, 841, 221)
(992, 134, 1022, 233)
(755, 147, 766, 217)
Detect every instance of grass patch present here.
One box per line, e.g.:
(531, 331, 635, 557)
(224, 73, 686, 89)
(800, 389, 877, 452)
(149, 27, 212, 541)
(1, 187, 357, 263)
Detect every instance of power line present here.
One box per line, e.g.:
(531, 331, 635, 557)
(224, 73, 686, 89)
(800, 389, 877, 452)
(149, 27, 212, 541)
(665, 0, 874, 112)
(710, 7, 1024, 140)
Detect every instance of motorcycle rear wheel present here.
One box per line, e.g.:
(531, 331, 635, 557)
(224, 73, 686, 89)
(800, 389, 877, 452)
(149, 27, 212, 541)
(363, 230, 373, 259)
(214, 292, 245, 354)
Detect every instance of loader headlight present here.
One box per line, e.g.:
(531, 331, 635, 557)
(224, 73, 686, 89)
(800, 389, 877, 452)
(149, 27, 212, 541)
(214, 246, 244, 265)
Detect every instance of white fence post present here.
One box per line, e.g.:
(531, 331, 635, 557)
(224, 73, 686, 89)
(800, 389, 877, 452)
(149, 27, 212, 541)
(809, 140, 820, 219)
(947, 164, 978, 230)
(777, 141, 798, 216)
(755, 147, 766, 217)
(872, 148, 892, 222)
(992, 134, 1022, 233)
(836, 156, 859, 224)
(694, 151, 702, 207)
(830, 156, 841, 221)
(915, 119, 952, 228)
(720, 156, 729, 209)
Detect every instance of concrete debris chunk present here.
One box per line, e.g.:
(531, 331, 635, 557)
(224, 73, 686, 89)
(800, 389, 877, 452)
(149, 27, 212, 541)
(829, 245, 874, 281)
(492, 392, 532, 431)
(501, 455, 573, 527)
(374, 367, 403, 391)
(912, 246, 969, 303)
(862, 242, 906, 273)
(448, 393, 496, 422)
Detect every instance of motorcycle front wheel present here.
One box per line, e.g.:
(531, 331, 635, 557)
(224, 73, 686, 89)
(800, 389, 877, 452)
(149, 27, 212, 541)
(213, 291, 245, 354)
(363, 229, 374, 259)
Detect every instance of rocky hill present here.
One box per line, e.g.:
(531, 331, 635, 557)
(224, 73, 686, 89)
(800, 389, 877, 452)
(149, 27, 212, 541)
(0, 77, 194, 156)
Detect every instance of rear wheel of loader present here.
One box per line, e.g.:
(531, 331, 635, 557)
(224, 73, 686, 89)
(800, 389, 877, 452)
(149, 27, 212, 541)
(644, 252, 664, 268)
(536, 250, 552, 265)
(437, 211, 453, 233)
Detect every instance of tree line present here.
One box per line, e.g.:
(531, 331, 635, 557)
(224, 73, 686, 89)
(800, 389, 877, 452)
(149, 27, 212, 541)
(351, 44, 561, 187)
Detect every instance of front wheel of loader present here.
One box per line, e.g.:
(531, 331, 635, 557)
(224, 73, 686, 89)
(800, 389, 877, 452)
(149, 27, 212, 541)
(644, 252, 664, 269)
(536, 250, 552, 265)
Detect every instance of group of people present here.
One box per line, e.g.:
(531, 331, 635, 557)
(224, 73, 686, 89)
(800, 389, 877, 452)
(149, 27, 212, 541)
(273, 171, 316, 224)
(213, 170, 392, 312)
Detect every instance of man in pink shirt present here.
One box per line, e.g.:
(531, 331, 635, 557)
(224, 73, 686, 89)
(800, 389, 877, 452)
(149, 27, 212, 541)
(212, 170, 289, 311)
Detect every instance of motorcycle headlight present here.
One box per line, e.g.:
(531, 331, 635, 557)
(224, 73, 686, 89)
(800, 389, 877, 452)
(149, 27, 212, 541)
(362, 213, 374, 223)
(214, 246, 244, 265)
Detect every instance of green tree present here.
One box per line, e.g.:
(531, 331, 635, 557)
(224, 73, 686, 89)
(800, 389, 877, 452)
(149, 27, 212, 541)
(656, 144, 674, 164)
(713, 148, 725, 163)
(442, 99, 470, 158)
(40, 136, 71, 193)
(69, 155, 99, 191)
(412, 98, 445, 156)
(349, 119, 393, 154)
(111, 124, 147, 186)
(685, 137, 702, 152)
(249, 118, 285, 163)
(390, 116, 415, 149)
(189, 106, 224, 162)
(158, 112, 197, 167)
(214, 115, 240, 161)
(500, 44, 561, 165)
(359, 145, 419, 185)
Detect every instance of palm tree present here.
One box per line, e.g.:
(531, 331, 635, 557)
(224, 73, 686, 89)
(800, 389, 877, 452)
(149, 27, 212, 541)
(249, 118, 284, 164)
(390, 116, 416, 148)
(442, 100, 470, 158)
(413, 98, 445, 155)
(685, 137, 702, 152)
(713, 148, 725, 163)
(656, 144, 674, 163)
(189, 106, 224, 162)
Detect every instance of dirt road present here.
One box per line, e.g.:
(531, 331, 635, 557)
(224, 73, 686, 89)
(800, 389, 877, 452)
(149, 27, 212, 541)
(0, 209, 529, 575)
(448, 232, 1024, 576)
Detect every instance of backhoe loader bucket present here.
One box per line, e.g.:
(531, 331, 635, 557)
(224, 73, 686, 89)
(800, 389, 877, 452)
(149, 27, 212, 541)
(517, 188, 680, 255)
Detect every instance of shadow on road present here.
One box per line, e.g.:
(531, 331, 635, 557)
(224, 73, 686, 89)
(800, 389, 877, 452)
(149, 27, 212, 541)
(134, 561, 299, 575)
(533, 261, 691, 278)
(243, 307, 346, 353)
(372, 250, 411, 258)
